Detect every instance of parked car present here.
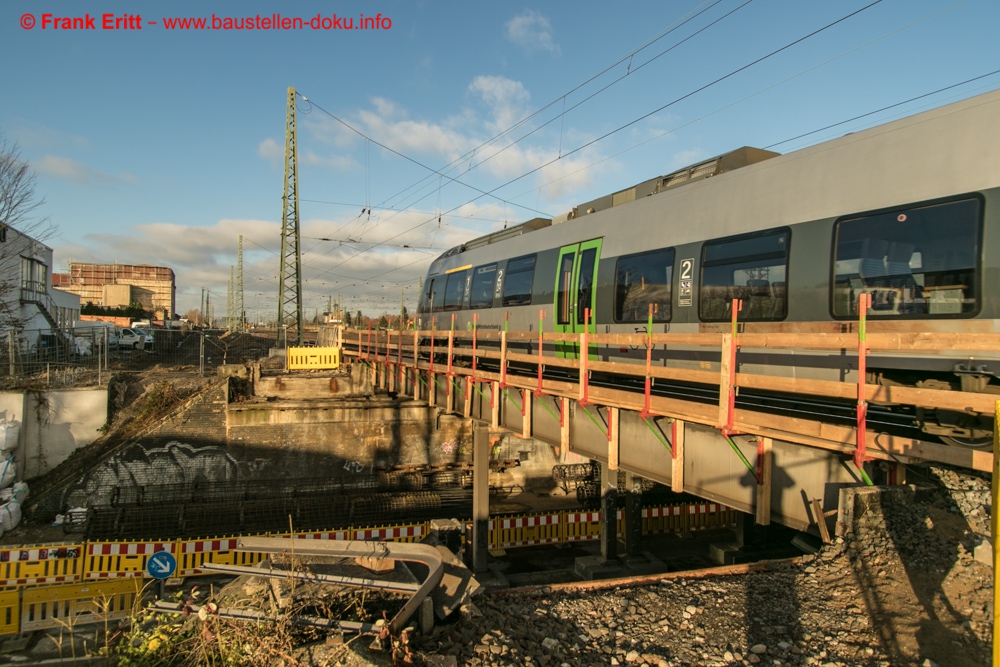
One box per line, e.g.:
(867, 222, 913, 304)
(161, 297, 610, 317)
(134, 328, 154, 349)
(71, 321, 119, 349)
(118, 328, 148, 349)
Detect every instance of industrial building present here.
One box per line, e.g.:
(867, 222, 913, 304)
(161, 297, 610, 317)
(53, 262, 176, 318)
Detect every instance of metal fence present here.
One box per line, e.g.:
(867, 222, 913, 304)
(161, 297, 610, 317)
(0, 327, 276, 388)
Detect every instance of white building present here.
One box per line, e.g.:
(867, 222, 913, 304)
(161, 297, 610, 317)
(0, 225, 79, 351)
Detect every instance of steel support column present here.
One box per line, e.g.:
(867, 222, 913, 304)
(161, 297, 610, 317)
(472, 424, 490, 573)
(600, 462, 619, 561)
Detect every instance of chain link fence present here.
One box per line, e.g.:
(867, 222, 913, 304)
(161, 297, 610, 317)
(0, 327, 277, 389)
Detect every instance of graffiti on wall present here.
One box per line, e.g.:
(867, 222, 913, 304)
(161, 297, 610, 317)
(61, 441, 262, 509)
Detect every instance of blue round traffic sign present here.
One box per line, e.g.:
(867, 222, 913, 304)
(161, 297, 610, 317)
(147, 551, 176, 580)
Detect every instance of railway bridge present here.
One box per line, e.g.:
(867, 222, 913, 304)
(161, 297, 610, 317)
(335, 308, 995, 564)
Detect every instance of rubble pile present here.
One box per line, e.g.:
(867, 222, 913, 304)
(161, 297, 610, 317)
(414, 464, 994, 667)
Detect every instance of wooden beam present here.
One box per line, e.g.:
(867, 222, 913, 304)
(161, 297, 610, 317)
(491, 381, 500, 430)
(810, 497, 831, 544)
(463, 377, 472, 419)
(755, 437, 772, 526)
(671, 420, 684, 494)
(560, 397, 570, 461)
(522, 389, 532, 439)
(608, 407, 619, 471)
(718, 333, 733, 428)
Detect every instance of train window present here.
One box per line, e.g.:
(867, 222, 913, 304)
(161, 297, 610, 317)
(615, 248, 674, 323)
(502, 255, 536, 307)
(443, 269, 469, 311)
(469, 264, 497, 309)
(832, 197, 980, 318)
(424, 277, 446, 313)
(700, 230, 789, 322)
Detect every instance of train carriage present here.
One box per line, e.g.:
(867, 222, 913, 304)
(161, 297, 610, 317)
(417, 88, 1000, 447)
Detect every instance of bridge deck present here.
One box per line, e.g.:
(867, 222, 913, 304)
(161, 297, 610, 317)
(334, 321, 997, 534)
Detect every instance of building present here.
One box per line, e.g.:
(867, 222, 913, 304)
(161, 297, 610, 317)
(0, 225, 80, 349)
(52, 262, 176, 318)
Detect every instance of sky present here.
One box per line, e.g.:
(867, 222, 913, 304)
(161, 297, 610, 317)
(2, 0, 999, 322)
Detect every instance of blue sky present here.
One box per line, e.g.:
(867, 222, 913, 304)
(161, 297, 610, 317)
(3, 0, 999, 321)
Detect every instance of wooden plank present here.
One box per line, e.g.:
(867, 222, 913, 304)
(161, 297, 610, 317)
(522, 389, 532, 439)
(811, 498, 831, 544)
(491, 381, 500, 430)
(506, 351, 577, 368)
(560, 397, 570, 460)
(718, 334, 733, 428)
(608, 407, 619, 471)
(756, 438, 772, 526)
(463, 378, 472, 418)
(671, 420, 684, 494)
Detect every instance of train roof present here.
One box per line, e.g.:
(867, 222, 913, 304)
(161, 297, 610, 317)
(430, 88, 1000, 273)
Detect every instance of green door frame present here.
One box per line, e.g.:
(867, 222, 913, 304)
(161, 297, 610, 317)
(554, 238, 603, 359)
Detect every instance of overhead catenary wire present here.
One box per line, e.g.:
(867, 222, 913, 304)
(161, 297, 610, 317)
(293, 0, 732, 251)
(302, 0, 887, 287)
(354, 74, 1000, 302)
(341, 0, 727, 221)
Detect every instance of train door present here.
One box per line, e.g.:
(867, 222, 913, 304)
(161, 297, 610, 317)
(554, 239, 602, 359)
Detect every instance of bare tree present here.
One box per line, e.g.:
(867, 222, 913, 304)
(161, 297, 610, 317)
(0, 133, 57, 331)
(0, 135, 51, 234)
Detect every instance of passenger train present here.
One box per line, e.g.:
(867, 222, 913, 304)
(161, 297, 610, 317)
(417, 89, 1000, 447)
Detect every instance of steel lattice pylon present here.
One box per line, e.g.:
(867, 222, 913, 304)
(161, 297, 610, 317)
(236, 235, 245, 331)
(277, 86, 303, 347)
(226, 267, 234, 331)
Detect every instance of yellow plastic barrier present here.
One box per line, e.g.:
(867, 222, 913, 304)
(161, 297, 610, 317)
(0, 589, 19, 637)
(289, 529, 353, 541)
(354, 523, 425, 543)
(21, 579, 141, 633)
(0, 544, 82, 587)
(563, 511, 602, 542)
(686, 503, 735, 531)
(84, 541, 177, 580)
(288, 346, 341, 370)
(492, 512, 562, 549)
(178, 537, 266, 577)
(643, 505, 688, 534)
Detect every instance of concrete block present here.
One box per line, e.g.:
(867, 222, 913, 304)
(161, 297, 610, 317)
(355, 556, 395, 572)
(974, 538, 993, 566)
(574, 555, 626, 580)
(420, 596, 435, 634)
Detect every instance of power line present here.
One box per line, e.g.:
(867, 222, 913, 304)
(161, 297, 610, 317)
(299, 0, 729, 238)
(765, 68, 1000, 149)
(298, 95, 554, 220)
(305, 0, 887, 285)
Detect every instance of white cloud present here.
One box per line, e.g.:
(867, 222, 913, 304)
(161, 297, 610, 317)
(302, 151, 356, 171)
(10, 120, 89, 151)
(469, 75, 530, 133)
(504, 10, 559, 55)
(257, 138, 283, 169)
(33, 155, 135, 187)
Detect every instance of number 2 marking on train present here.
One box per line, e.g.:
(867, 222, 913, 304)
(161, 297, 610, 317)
(679, 258, 694, 307)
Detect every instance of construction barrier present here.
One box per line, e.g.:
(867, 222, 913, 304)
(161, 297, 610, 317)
(287, 346, 340, 370)
(85, 541, 176, 580)
(0, 502, 737, 636)
(643, 505, 689, 534)
(686, 503, 735, 531)
(289, 529, 352, 540)
(492, 512, 563, 549)
(178, 537, 267, 577)
(563, 511, 602, 542)
(0, 589, 19, 637)
(0, 544, 82, 587)
(21, 579, 141, 633)
(354, 523, 426, 542)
